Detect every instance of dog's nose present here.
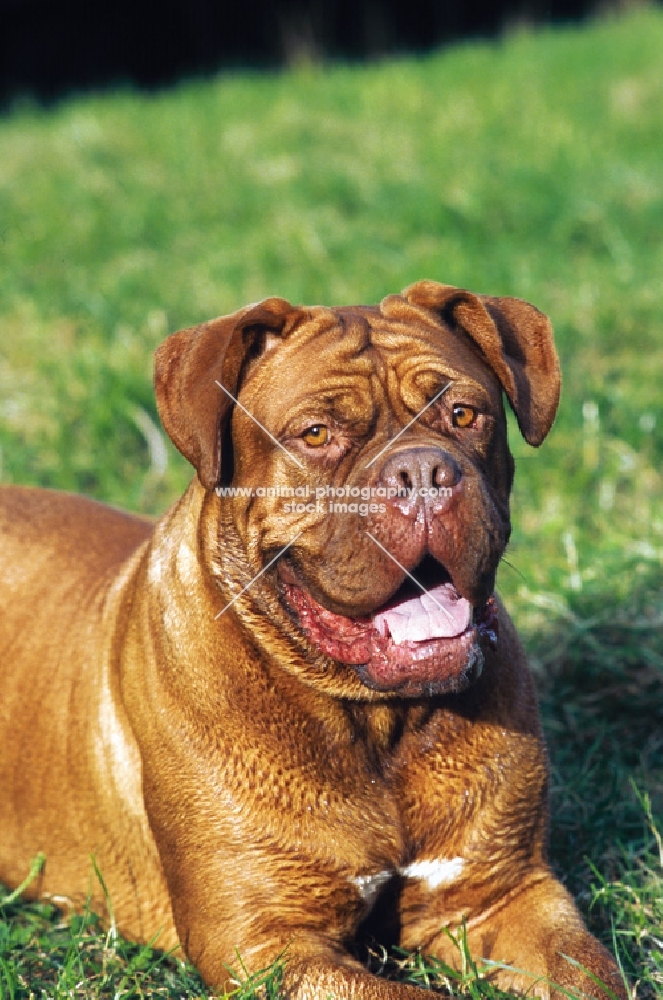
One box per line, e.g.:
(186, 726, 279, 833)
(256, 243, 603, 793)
(378, 447, 462, 510)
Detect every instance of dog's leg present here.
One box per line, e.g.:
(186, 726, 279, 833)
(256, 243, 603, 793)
(418, 872, 626, 1000)
(183, 931, 432, 997)
(281, 955, 434, 999)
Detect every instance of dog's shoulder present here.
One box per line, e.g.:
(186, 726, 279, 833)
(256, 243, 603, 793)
(0, 485, 153, 576)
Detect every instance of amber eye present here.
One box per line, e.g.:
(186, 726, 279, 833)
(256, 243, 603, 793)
(452, 405, 477, 429)
(302, 425, 329, 447)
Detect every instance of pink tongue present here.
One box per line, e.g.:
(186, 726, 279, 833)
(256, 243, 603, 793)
(372, 584, 471, 644)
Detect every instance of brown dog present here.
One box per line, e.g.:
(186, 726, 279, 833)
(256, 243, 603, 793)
(0, 281, 625, 998)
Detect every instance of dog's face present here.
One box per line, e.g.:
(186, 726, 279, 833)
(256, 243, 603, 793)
(155, 281, 560, 697)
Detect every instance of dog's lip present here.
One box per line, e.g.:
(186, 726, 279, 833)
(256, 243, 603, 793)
(278, 559, 498, 694)
(281, 577, 478, 649)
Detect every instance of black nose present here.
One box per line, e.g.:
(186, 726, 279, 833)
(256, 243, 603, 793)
(378, 447, 462, 495)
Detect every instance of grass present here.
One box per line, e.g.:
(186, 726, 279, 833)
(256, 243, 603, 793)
(534, 571, 663, 998)
(0, 4, 662, 997)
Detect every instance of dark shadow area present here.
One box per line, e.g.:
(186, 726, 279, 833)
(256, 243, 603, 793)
(531, 569, 662, 851)
(529, 567, 662, 986)
(1, 0, 649, 105)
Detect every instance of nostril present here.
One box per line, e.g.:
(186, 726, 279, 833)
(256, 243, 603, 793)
(378, 448, 461, 497)
(432, 456, 461, 489)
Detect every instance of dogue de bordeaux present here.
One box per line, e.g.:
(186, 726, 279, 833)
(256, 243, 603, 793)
(0, 281, 625, 998)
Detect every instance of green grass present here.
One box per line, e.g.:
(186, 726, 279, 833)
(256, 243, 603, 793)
(1, 5, 662, 997)
(535, 571, 662, 998)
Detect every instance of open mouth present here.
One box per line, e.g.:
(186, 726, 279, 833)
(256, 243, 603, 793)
(280, 555, 497, 697)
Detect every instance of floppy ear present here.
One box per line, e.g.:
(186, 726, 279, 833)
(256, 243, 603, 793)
(401, 280, 561, 446)
(154, 298, 301, 489)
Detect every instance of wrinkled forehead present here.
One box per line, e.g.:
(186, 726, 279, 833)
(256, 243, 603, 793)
(239, 303, 502, 418)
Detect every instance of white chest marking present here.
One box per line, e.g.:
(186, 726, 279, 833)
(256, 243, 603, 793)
(350, 856, 465, 911)
(399, 857, 465, 890)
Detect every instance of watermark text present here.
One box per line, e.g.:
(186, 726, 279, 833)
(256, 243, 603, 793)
(214, 483, 452, 517)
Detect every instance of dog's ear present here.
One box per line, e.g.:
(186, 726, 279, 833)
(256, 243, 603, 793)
(400, 280, 561, 446)
(154, 298, 301, 489)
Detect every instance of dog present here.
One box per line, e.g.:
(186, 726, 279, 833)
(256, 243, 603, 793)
(0, 281, 625, 998)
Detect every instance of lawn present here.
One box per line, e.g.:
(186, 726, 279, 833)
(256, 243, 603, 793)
(0, 5, 661, 997)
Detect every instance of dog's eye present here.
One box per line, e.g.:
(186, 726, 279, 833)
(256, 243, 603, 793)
(302, 425, 329, 447)
(452, 405, 477, 429)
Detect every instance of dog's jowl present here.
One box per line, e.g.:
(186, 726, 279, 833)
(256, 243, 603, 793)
(0, 281, 626, 998)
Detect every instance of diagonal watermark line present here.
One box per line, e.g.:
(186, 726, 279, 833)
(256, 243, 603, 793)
(364, 531, 454, 622)
(215, 380, 305, 469)
(364, 381, 452, 470)
(214, 532, 303, 620)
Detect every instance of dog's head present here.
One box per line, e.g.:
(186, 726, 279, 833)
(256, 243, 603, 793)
(155, 281, 560, 697)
